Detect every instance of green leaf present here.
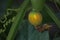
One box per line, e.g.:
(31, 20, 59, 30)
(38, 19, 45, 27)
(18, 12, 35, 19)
(45, 5, 60, 28)
(6, 0, 30, 40)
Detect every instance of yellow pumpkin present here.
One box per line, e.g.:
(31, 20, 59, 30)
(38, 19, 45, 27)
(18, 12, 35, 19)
(28, 12, 43, 26)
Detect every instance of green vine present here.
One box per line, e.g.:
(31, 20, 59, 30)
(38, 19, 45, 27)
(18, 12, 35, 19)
(0, 9, 17, 40)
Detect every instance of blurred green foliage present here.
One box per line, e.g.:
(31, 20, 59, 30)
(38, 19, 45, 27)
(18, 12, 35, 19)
(0, 0, 60, 40)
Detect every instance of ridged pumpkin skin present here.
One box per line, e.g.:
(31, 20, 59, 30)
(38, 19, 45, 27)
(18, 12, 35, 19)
(28, 12, 43, 26)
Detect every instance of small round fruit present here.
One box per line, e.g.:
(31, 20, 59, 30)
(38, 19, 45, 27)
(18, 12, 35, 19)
(28, 12, 43, 26)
